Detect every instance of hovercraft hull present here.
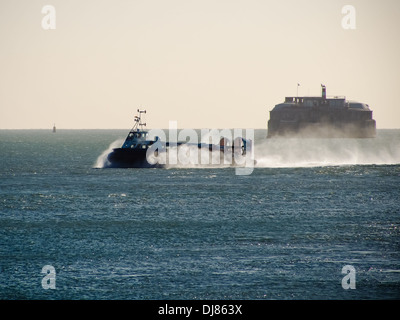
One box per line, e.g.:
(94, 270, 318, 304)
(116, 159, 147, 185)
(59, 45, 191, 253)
(106, 148, 163, 168)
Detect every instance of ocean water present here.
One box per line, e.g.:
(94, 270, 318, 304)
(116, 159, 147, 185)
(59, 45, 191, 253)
(0, 129, 399, 300)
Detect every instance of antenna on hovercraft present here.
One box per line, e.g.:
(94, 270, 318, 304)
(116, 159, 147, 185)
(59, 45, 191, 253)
(132, 109, 147, 131)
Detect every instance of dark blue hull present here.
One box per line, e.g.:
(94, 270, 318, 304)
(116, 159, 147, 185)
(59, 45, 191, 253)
(106, 148, 164, 168)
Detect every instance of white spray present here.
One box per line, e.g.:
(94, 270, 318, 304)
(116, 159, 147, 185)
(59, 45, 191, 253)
(254, 131, 400, 168)
(93, 139, 124, 168)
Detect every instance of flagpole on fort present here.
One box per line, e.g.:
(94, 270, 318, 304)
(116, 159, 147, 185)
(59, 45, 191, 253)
(297, 83, 300, 98)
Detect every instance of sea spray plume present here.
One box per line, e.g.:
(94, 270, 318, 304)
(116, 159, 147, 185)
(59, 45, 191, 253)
(254, 132, 400, 168)
(146, 128, 253, 169)
(93, 139, 124, 168)
(163, 144, 233, 168)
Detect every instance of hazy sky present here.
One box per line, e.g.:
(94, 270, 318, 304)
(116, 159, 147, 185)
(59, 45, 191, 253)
(0, 0, 399, 129)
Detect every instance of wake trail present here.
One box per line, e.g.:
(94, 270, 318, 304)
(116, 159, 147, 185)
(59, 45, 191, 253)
(254, 135, 400, 168)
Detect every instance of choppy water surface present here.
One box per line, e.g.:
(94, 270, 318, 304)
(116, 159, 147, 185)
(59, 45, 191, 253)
(0, 129, 399, 299)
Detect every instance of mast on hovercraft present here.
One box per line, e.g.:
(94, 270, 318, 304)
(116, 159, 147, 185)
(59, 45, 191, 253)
(133, 109, 147, 131)
(121, 109, 156, 149)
